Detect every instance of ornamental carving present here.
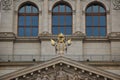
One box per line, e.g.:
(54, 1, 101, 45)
(108, 32, 120, 40)
(1, 0, 12, 10)
(51, 33, 71, 55)
(39, 31, 51, 36)
(11, 66, 107, 80)
(113, 0, 120, 10)
(0, 32, 15, 40)
(0, 57, 119, 80)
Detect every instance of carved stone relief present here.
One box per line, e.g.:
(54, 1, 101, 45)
(11, 63, 110, 80)
(113, 0, 120, 10)
(1, 0, 12, 10)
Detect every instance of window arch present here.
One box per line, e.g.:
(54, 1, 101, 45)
(52, 2, 72, 35)
(18, 2, 39, 37)
(86, 2, 106, 36)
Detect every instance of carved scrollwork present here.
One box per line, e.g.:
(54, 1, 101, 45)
(113, 0, 120, 10)
(1, 0, 12, 10)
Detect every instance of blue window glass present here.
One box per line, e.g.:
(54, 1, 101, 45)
(32, 28, 38, 36)
(86, 3, 106, 37)
(26, 5, 31, 13)
(100, 16, 106, 26)
(66, 27, 72, 35)
(32, 16, 38, 27)
(52, 27, 59, 35)
(93, 5, 99, 13)
(60, 5, 65, 12)
(26, 28, 31, 36)
(52, 16, 58, 25)
(19, 7, 24, 13)
(59, 16, 64, 25)
(86, 27, 92, 36)
(66, 16, 72, 25)
(52, 2, 72, 35)
(93, 16, 99, 26)
(86, 16, 92, 26)
(100, 6, 105, 12)
(18, 28, 24, 36)
(100, 27, 106, 36)
(18, 3, 38, 37)
(66, 6, 71, 12)
(53, 6, 58, 12)
(93, 27, 99, 36)
(18, 16, 24, 26)
(86, 7, 92, 13)
(60, 27, 65, 34)
(26, 16, 31, 26)
(33, 7, 38, 13)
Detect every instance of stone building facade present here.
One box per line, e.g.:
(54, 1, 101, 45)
(0, 0, 120, 80)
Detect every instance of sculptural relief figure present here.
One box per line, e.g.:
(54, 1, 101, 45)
(56, 68, 67, 80)
(51, 33, 71, 55)
(73, 73, 82, 80)
(41, 72, 50, 80)
(42, 74, 49, 80)
(36, 74, 42, 80)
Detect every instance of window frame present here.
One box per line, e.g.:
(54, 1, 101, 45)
(52, 2, 73, 35)
(85, 3, 107, 37)
(18, 2, 39, 37)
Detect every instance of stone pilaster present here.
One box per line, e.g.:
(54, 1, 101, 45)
(43, 0, 49, 32)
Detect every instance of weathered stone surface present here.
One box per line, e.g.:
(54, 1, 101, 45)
(0, 56, 120, 80)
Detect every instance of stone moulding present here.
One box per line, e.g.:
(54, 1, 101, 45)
(2, 32, 120, 41)
(108, 32, 120, 40)
(0, 32, 15, 40)
(39, 31, 85, 40)
(0, 56, 120, 80)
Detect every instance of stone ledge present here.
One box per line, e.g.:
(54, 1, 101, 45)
(108, 32, 120, 40)
(0, 61, 120, 66)
(39, 31, 85, 40)
(85, 37, 109, 41)
(0, 32, 15, 41)
(15, 37, 39, 42)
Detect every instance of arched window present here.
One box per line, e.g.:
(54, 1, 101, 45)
(52, 2, 72, 35)
(18, 2, 39, 36)
(86, 2, 106, 36)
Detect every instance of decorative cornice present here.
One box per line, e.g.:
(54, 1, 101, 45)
(39, 31, 85, 40)
(2, 32, 120, 41)
(15, 37, 39, 42)
(0, 56, 119, 80)
(108, 32, 120, 40)
(0, 32, 15, 41)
